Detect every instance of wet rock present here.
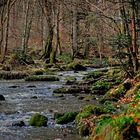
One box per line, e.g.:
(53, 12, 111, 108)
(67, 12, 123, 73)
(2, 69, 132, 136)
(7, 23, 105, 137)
(29, 113, 48, 127)
(12, 121, 25, 127)
(65, 76, 77, 85)
(66, 62, 87, 71)
(8, 85, 19, 88)
(0, 95, 5, 101)
(31, 96, 38, 99)
(49, 109, 54, 113)
(27, 85, 36, 88)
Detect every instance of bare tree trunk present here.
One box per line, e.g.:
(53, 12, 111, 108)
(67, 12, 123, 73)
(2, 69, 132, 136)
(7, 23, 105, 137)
(52, 0, 61, 64)
(21, 0, 35, 57)
(42, 0, 54, 63)
(72, 3, 78, 59)
(83, 21, 90, 58)
(131, 0, 138, 72)
(0, 3, 5, 54)
(1, 0, 11, 62)
(21, 0, 29, 54)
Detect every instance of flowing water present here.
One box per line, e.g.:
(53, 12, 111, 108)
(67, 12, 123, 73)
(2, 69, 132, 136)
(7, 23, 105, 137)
(0, 68, 106, 140)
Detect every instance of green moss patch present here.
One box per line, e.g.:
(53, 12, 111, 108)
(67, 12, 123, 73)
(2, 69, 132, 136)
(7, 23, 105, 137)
(91, 81, 112, 95)
(83, 71, 104, 81)
(55, 112, 78, 124)
(65, 76, 77, 85)
(29, 113, 48, 127)
(99, 81, 132, 103)
(93, 115, 139, 140)
(76, 105, 108, 124)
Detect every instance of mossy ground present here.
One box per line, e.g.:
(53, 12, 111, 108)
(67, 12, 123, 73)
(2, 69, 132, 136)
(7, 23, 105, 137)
(76, 70, 140, 140)
(0, 71, 28, 80)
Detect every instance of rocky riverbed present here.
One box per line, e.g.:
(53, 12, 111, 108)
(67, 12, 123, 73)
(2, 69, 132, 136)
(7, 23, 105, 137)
(0, 68, 103, 140)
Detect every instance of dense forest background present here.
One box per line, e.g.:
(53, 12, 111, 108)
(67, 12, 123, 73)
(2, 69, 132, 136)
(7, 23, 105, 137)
(0, 0, 139, 76)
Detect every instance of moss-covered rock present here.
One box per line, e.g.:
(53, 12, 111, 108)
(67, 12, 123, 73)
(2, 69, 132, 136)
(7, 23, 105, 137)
(76, 105, 108, 124)
(29, 113, 48, 127)
(53, 87, 81, 94)
(53, 93, 64, 98)
(83, 71, 104, 81)
(32, 69, 45, 75)
(55, 112, 78, 124)
(65, 76, 77, 85)
(99, 81, 132, 103)
(25, 75, 59, 81)
(54, 112, 64, 120)
(91, 81, 112, 95)
(0, 95, 5, 101)
(66, 61, 87, 71)
(83, 95, 94, 101)
(107, 68, 122, 77)
(0, 71, 28, 80)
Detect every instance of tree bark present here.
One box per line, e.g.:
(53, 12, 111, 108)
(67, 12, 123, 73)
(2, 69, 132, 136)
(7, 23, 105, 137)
(72, 3, 78, 59)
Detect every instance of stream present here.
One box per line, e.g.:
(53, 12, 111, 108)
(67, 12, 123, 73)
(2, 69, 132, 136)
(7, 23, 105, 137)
(0, 68, 106, 140)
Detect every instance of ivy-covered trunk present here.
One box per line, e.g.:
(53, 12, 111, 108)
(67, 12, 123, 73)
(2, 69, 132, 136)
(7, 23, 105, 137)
(44, 27, 53, 61)
(130, 0, 138, 72)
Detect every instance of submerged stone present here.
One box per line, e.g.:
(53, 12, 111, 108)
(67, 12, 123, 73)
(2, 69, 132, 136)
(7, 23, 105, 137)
(12, 121, 25, 127)
(31, 96, 38, 99)
(0, 95, 5, 101)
